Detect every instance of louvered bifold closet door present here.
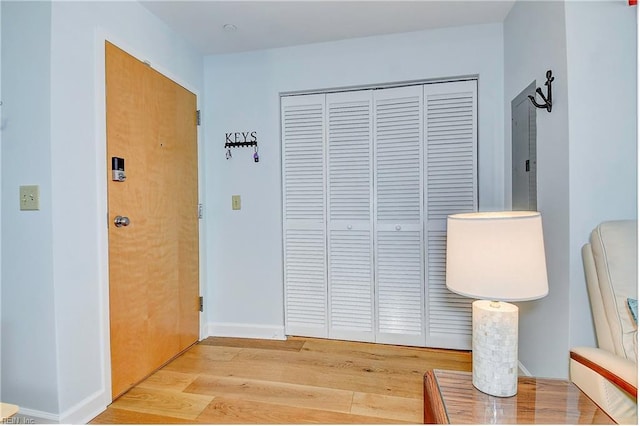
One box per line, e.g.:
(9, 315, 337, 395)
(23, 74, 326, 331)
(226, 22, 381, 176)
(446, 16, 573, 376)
(282, 94, 328, 338)
(373, 86, 426, 346)
(424, 80, 478, 350)
(326, 91, 375, 342)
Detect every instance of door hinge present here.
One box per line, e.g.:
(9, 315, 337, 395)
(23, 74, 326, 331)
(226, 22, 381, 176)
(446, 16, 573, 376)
(198, 203, 204, 219)
(196, 110, 201, 126)
(199, 296, 204, 312)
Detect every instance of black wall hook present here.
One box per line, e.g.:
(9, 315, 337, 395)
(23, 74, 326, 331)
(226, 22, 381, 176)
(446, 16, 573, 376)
(225, 141, 257, 148)
(528, 70, 554, 112)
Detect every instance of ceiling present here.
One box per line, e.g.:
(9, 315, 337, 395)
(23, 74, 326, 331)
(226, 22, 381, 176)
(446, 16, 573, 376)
(140, 0, 516, 55)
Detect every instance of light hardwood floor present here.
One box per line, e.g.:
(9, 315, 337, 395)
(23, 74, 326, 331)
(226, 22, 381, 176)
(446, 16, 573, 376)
(90, 336, 471, 424)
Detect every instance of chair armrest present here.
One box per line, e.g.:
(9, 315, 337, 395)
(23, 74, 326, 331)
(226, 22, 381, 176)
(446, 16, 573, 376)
(571, 347, 637, 398)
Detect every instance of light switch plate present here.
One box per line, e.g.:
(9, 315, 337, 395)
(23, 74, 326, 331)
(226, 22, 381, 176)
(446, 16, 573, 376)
(20, 185, 40, 211)
(232, 195, 241, 210)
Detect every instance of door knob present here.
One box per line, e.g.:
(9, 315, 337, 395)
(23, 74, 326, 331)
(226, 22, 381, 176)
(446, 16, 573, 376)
(114, 216, 130, 227)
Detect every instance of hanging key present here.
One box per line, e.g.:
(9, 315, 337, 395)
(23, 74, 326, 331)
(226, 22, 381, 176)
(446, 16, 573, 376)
(253, 146, 259, 163)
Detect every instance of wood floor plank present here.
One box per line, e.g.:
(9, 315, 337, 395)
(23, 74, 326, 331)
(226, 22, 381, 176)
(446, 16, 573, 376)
(91, 337, 471, 424)
(165, 353, 422, 398)
(302, 337, 471, 367)
(195, 397, 409, 424)
(237, 343, 469, 376)
(136, 370, 199, 392)
(162, 344, 241, 373)
(110, 387, 214, 420)
(350, 392, 422, 423)
(179, 342, 242, 361)
(226, 344, 469, 398)
(184, 374, 354, 413)
(90, 407, 190, 424)
(200, 336, 305, 352)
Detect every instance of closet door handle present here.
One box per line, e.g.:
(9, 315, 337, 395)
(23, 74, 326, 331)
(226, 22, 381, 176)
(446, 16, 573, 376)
(395, 225, 401, 231)
(347, 225, 353, 230)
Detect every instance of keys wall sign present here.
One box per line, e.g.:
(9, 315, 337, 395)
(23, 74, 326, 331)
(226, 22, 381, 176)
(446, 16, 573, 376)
(224, 131, 259, 162)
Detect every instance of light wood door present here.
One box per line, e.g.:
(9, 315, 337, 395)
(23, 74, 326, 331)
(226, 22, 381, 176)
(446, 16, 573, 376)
(105, 41, 200, 399)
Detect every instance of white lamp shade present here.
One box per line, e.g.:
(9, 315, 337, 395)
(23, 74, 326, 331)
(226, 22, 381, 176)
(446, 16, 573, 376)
(446, 211, 548, 301)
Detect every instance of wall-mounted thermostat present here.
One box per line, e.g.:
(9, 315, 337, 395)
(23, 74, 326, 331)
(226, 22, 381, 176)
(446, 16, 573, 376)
(112, 157, 126, 182)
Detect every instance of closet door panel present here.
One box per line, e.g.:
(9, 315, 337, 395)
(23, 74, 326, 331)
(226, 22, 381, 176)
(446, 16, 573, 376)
(373, 86, 425, 346)
(282, 94, 327, 337)
(328, 225, 373, 341)
(424, 80, 478, 350)
(376, 224, 423, 345)
(326, 91, 375, 342)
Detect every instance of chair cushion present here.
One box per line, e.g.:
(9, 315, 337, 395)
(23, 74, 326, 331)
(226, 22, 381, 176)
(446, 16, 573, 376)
(590, 220, 637, 361)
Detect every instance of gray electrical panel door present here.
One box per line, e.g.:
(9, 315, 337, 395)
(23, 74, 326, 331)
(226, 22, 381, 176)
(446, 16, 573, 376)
(511, 82, 537, 211)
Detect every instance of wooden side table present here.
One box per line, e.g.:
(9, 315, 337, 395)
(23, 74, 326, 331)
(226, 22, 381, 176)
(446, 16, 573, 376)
(424, 369, 615, 424)
(0, 403, 19, 421)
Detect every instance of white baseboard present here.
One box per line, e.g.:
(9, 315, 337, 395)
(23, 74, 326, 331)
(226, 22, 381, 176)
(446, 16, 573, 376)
(18, 390, 106, 424)
(206, 322, 286, 340)
(17, 407, 59, 423)
(59, 390, 107, 424)
(518, 360, 533, 376)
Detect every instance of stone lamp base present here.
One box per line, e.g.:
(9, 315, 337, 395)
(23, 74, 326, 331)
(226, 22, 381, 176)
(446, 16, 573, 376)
(472, 300, 519, 397)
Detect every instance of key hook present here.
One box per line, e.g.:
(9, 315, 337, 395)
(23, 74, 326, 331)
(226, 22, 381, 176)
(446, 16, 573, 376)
(528, 70, 554, 113)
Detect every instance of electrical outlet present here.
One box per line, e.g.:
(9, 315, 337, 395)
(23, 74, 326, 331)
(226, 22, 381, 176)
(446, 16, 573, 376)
(20, 185, 40, 211)
(232, 195, 241, 210)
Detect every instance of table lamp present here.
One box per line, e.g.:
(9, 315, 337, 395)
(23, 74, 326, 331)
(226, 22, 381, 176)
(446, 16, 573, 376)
(446, 211, 548, 397)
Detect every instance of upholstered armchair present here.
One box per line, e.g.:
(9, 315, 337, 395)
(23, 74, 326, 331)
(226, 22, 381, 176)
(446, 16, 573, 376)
(570, 220, 637, 424)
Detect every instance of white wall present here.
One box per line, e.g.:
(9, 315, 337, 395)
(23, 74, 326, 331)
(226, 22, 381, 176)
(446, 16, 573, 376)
(203, 24, 505, 337)
(564, 0, 637, 349)
(2, 0, 204, 422)
(504, 0, 570, 379)
(504, 0, 637, 379)
(1, 0, 59, 415)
